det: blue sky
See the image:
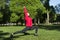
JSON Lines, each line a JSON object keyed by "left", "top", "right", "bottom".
{"left": 49, "top": 0, "right": 60, "bottom": 6}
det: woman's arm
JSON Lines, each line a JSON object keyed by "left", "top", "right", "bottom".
{"left": 24, "top": 6, "right": 29, "bottom": 17}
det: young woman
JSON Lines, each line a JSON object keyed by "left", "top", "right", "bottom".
{"left": 10, "top": 6, "right": 38, "bottom": 37}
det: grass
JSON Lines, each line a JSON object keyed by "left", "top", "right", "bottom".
{"left": 0, "top": 25, "right": 60, "bottom": 40}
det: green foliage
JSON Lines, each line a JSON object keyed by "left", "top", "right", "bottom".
{"left": 49, "top": 6, "right": 57, "bottom": 22}
{"left": 10, "top": 13, "right": 19, "bottom": 22}
{"left": 9, "top": 0, "right": 46, "bottom": 18}
{"left": 0, "top": 12, "right": 3, "bottom": 21}
{"left": 0, "top": 0, "right": 49, "bottom": 23}
{"left": 0, "top": 0, "right": 5, "bottom": 9}
{"left": 0, "top": 12, "right": 3, "bottom": 18}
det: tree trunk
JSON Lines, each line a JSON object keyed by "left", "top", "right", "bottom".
{"left": 34, "top": 18, "right": 36, "bottom": 25}
{"left": 37, "top": 18, "right": 40, "bottom": 25}
{"left": 46, "top": 11, "right": 49, "bottom": 25}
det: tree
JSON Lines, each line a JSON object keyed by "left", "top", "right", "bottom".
{"left": 0, "top": 12, "right": 3, "bottom": 23}
{"left": 49, "top": 6, "right": 57, "bottom": 22}
{"left": 41, "top": 0, "right": 50, "bottom": 24}
{"left": 0, "top": 0, "right": 5, "bottom": 23}
{"left": 36, "top": 8, "right": 43, "bottom": 24}
{"left": 9, "top": 0, "right": 46, "bottom": 24}
{"left": 0, "top": 0, "right": 5, "bottom": 9}
{"left": 41, "top": 0, "right": 57, "bottom": 25}
{"left": 10, "top": 13, "right": 19, "bottom": 22}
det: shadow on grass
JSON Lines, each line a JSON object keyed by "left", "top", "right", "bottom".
{"left": 0, "top": 32, "right": 34, "bottom": 40}
{"left": 0, "top": 31, "right": 3, "bottom": 33}
{"left": 3, "top": 34, "right": 34, "bottom": 40}
{"left": 39, "top": 24, "right": 60, "bottom": 31}
{"left": 2, "top": 35, "right": 21, "bottom": 40}
{"left": 0, "top": 31, "right": 21, "bottom": 40}
{"left": 0, "top": 32, "right": 10, "bottom": 36}
{"left": 0, "top": 31, "right": 10, "bottom": 40}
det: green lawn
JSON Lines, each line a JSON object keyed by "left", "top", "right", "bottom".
{"left": 0, "top": 25, "right": 60, "bottom": 40}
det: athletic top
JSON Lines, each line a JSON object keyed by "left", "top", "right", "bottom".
{"left": 24, "top": 6, "right": 32, "bottom": 27}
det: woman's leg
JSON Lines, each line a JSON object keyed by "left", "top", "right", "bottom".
{"left": 31, "top": 26, "right": 38, "bottom": 36}
{"left": 13, "top": 27, "right": 30, "bottom": 34}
